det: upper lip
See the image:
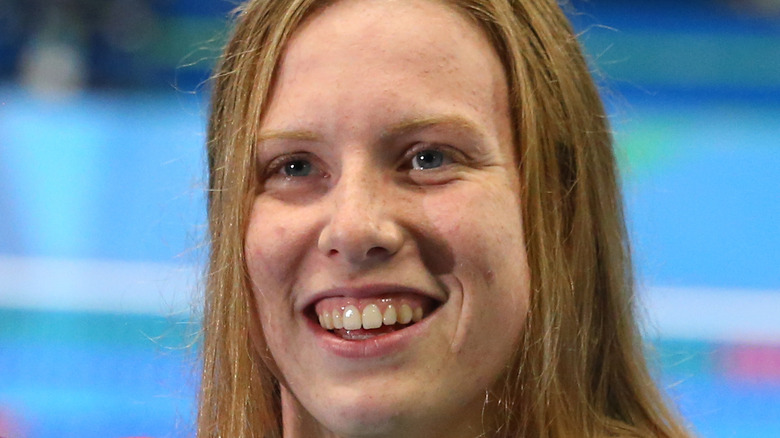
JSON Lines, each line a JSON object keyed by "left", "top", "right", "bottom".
{"left": 297, "top": 283, "right": 445, "bottom": 313}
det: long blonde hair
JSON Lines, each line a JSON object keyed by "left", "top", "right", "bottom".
{"left": 199, "top": 0, "right": 691, "bottom": 436}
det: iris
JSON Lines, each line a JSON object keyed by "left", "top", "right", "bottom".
{"left": 283, "top": 159, "right": 312, "bottom": 177}
{"left": 412, "top": 149, "right": 445, "bottom": 170}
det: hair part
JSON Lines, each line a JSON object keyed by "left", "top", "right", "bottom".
{"left": 200, "top": 0, "right": 691, "bottom": 436}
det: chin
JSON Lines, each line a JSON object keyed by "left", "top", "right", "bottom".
{"left": 287, "top": 378, "right": 486, "bottom": 438}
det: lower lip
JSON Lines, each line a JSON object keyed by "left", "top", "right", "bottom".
{"left": 306, "top": 311, "right": 435, "bottom": 359}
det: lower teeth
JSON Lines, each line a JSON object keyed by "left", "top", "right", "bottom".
{"left": 341, "top": 331, "right": 377, "bottom": 340}
{"left": 333, "top": 323, "right": 408, "bottom": 340}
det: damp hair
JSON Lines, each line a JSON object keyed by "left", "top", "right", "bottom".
{"left": 199, "top": 0, "right": 692, "bottom": 436}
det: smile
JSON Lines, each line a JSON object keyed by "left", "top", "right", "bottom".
{"left": 316, "top": 301, "right": 424, "bottom": 337}
{"left": 306, "top": 286, "right": 442, "bottom": 345}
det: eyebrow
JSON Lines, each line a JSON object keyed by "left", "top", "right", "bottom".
{"left": 380, "top": 115, "right": 484, "bottom": 141}
{"left": 257, "top": 129, "right": 321, "bottom": 142}
{"left": 256, "top": 114, "right": 485, "bottom": 143}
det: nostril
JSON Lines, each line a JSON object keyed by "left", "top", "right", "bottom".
{"left": 318, "top": 215, "right": 404, "bottom": 263}
{"left": 366, "top": 246, "right": 389, "bottom": 258}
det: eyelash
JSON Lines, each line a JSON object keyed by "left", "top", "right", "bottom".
{"left": 261, "top": 143, "right": 464, "bottom": 182}
{"left": 402, "top": 143, "right": 459, "bottom": 171}
{"left": 264, "top": 152, "right": 312, "bottom": 176}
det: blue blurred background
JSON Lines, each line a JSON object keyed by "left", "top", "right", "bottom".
{"left": 0, "top": 0, "right": 778, "bottom": 437}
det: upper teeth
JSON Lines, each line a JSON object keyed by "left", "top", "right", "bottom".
{"left": 318, "top": 303, "right": 423, "bottom": 331}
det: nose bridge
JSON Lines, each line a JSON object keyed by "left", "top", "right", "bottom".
{"left": 318, "top": 150, "right": 402, "bottom": 263}
{"left": 336, "top": 157, "right": 383, "bottom": 220}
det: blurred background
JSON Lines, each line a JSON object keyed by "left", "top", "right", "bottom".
{"left": 0, "top": 0, "right": 778, "bottom": 436}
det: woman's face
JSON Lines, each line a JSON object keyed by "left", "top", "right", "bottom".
{"left": 244, "top": 0, "right": 531, "bottom": 436}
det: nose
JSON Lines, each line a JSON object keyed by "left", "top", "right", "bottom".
{"left": 317, "top": 169, "right": 404, "bottom": 267}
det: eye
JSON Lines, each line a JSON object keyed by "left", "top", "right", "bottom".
{"left": 281, "top": 158, "right": 313, "bottom": 177}
{"left": 402, "top": 144, "right": 467, "bottom": 185}
{"left": 264, "top": 154, "right": 318, "bottom": 179}
{"left": 411, "top": 148, "right": 450, "bottom": 170}
{"left": 262, "top": 153, "right": 326, "bottom": 184}
{"left": 260, "top": 153, "right": 328, "bottom": 197}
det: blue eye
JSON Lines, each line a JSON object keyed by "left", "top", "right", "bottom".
{"left": 282, "top": 159, "right": 312, "bottom": 177}
{"left": 412, "top": 149, "right": 446, "bottom": 170}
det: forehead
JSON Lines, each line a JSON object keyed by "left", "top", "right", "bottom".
{"left": 261, "top": 0, "right": 510, "bottom": 141}
{"left": 287, "top": 0, "right": 481, "bottom": 64}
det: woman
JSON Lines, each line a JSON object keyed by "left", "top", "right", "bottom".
{"left": 199, "top": 0, "right": 691, "bottom": 437}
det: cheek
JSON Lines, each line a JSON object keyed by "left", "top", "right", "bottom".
{"left": 245, "top": 212, "right": 312, "bottom": 364}
{"left": 424, "top": 182, "right": 527, "bottom": 279}
{"left": 423, "top": 182, "right": 530, "bottom": 344}
{"left": 244, "top": 202, "right": 319, "bottom": 349}
{"left": 245, "top": 223, "right": 289, "bottom": 283}
{"left": 244, "top": 201, "right": 312, "bottom": 289}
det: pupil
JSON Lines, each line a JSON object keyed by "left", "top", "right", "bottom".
{"left": 415, "top": 150, "right": 443, "bottom": 169}
{"left": 284, "top": 160, "right": 311, "bottom": 177}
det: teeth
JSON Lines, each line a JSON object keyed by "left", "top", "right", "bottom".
{"left": 322, "top": 311, "right": 334, "bottom": 330}
{"left": 361, "top": 304, "right": 383, "bottom": 329}
{"left": 383, "top": 305, "right": 397, "bottom": 325}
{"left": 332, "top": 309, "right": 343, "bottom": 329}
{"left": 317, "top": 303, "right": 425, "bottom": 331}
{"left": 413, "top": 306, "right": 423, "bottom": 322}
{"left": 342, "top": 305, "right": 362, "bottom": 330}
{"left": 398, "top": 304, "right": 413, "bottom": 324}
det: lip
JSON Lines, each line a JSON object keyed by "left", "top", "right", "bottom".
{"left": 299, "top": 283, "right": 444, "bottom": 359}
